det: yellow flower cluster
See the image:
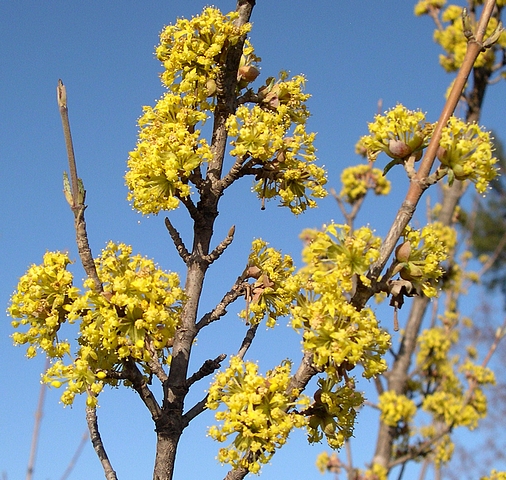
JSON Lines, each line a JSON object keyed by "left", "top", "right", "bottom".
{"left": 206, "top": 357, "right": 308, "bottom": 474}
{"left": 339, "top": 164, "right": 391, "bottom": 205}
{"left": 416, "top": 327, "right": 453, "bottom": 371}
{"left": 74, "top": 242, "right": 183, "bottom": 365}
{"left": 156, "top": 8, "right": 251, "bottom": 99}
{"left": 127, "top": 7, "right": 249, "bottom": 215}
{"left": 395, "top": 222, "right": 455, "bottom": 297}
{"left": 306, "top": 377, "right": 364, "bottom": 449}
{"left": 422, "top": 388, "right": 488, "bottom": 430}
{"left": 359, "top": 104, "right": 433, "bottom": 164}
{"left": 378, "top": 390, "right": 417, "bottom": 427}
{"left": 315, "top": 451, "right": 341, "bottom": 474}
{"left": 126, "top": 93, "right": 212, "bottom": 214}
{"left": 433, "top": 434, "right": 454, "bottom": 466}
{"left": 363, "top": 463, "right": 388, "bottom": 480}
{"left": 9, "top": 242, "right": 184, "bottom": 406}
{"left": 43, "top": 358, "right": 104, "bottom": 407}
{"left": 459, "top": 360, "right": 496, "bottom": 385}
{"left": 240, "top": 239, "right": 301, "bottom": 327}
{"left": 414, "top": 0, "right": 446, "bottom": 16}
{"left": 9, "top": 251, "right": 78, "bottom": 358}
{"left": 433, "top": 6, "right": 506, "bottom": 72}
{"left": 482, "top": 471, "right": 506, "bottom": 480}
{"left": 438, "top": 116, "right": 498, "bottom": 194}
{"left": 226, "top": 74, "right": 327, "bottom": 214}
{"left": 293, "top": 224, "right": 390, "bottom": 379}
{"left": 417, "top": 326, "right": 495, "bottom": 431}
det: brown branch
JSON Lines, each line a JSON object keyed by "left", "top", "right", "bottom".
{"left": 237, "top": 323, "right": 259, "bottom": 360}
{"left": 203, "top": 225, "right": 236, "bottom": 265}
{"left": 354, "top": 1, "right": 498, "bottom": 310}
{"left": 186, "top": 354, "right": 227, "bottom": 389}
{"left": 196, "top": 277, "right": 247, "bottom": 330}
{"left": 57, "top": 79, "right": 102, "bottom": 294}
{"left": 85, "top": 407, "right": 118, "bottom": 480}
{"left": 123, "top": 358, "right": 163, "bottom": 420}
{"left": 164, "top": 217, "right": 190, "bottom": 263}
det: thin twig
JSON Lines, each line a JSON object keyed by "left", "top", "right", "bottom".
{"left": 203, "top": 225, "right": 235, "bottom": 265}
{"left": 59, "top": 430, "right": 88, "bottom": 480}
{"left": 186, "top": 354, "right": 227, "bottom": 388}
{"left": 164, "top": 217, "right": 190, "bottom": 263}
{"left": 86, "top": 407, "right": 118, "bottom": 480}
{"left": 26, "top": 358, "right": 49, "bottom": 480}
{"left": 57, "top": 79, "right": 102, "bottom": 293}
{"left": 196, "top": 277, "right": 247, "bottom": 330}
{"left": 237, "top": 323, "right": 259, "bottom": 360}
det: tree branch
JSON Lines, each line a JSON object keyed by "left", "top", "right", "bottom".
{"left": 203, "top": 225, "right": 235, "bottom": 265}
{"left": 165, "top": 217, "right": 190, "bottom": 264}
{"left": 85, "top": 407, "right": 118, "bottom": 480}
{"left": 186, "top": 354, "right": 227, "bottom": 389}
{"left": 123, "top": 358, "right": 163, "bottom": 421}
{"left": 57, "top": 79, "right": 103, "bottom": 294}
{"left": 196, "top": 276, "right": 247, "bottom": 330}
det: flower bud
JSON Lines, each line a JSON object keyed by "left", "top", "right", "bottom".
{"left": 238, "top": 65, "right": 260, "bottom": 83}
{"left": 387, "top": 139, "right": 412, "bottom": 159}
{"left": 206, "top": 78, "right": 217, "bottom": 97}
{"left": 395, "top": 241, "right": 411, "bottom": 263}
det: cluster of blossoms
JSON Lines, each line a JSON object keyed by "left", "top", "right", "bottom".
{"left": 9, "top": 242, "right": 184, "bottom": 406}
{"left": 378, "top": 390, "right": 417, "bottom": 427}
{"left": 393, "top": 222, "right": 456, "bottom": 297}
{"left": 482, "top": 471, "right": 506, "bottom": 480}
{"left": 126, "top": 8, "right": 251, "bottom": 215}
{"left": 126, "top": 7, "right": 326, "bottom": 216}
{"left": 414, "top": 0, "right": 446, "bottom": 15}
{"left": 437, "top": 116, "right": 498, "bottom": 194}
{"left": 240, "top": 239, "right": 301, "bottom": 327}
{"left": 359, "top": 105, "right": 498, "bottom": 193}
{"left": 358, "top": 104, "right": 433, "bottom": 165}
{"left": 125, "top": 94, "right": 213, "bottom": 214}
{"left": 338, "top": 164, "right": 391, "bottom": 205}
{"left": 416, "top": 326, "right": 495, "bottom": 443}
{"left": 293, "top": 224, "right": 390, "bottom": 379}
{"left": 156, "top": 7, "right": 252, "bottom": 102}
{"left": 306, "top": 377, "right": 364, "bottom": 449}
{"left": 226, "top": 74, "right": 327, "bottom": 214}
{"left": 9, "top": 251, "right": 78, "bottom": 359}
{"left": 206, "top": 357, "right": 308, "bottom": 474}
{"left": 415, "top": 2, "right": 506, "bottom": 72}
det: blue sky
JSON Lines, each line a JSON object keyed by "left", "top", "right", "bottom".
{"left": 1, "top": 1, "right": 505, "bottom": 479}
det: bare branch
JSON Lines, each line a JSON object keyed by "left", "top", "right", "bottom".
{"left": 122, "top": 358, "right": 163, "bottom": 420}
{"left": 196, "top": 277, "right": 247, "bottom": 330}
{"left": 85, "top": 407, "right": 118, "bottom": 480}
{"left": 237, "top": 323, "right": 259, "bottom": 360}
{"left": 203, "top": 225, "right": 236, "bottom": 265}
{"left": 164, "top": 217, "right": 190, "bottom": 264}
{"left": 186, "top": 354, "right": 227, "bottom": 389}
{"left": 57, "top": 79, "right": 102, "bottom": 293}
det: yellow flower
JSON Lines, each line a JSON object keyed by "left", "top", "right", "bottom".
{"left": 438, "top": 117, "right": 498, "bottom": 194}
{"left": 8, "top": 251, "right": 77, "bottom": 358}
{"left": 414, "top": 0, "right": 446, "bottom": 16}
{"left": 378, "top": 390, "right": 417, "bottom": 427}
{"left": 360, "top": 104, "right": 433, "bottom": 165}
{"left": 339, "top": 164, "right": 391, "bottom": 204}
{"left": 207, "top": 358, "right": 308, "bottom": 473}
